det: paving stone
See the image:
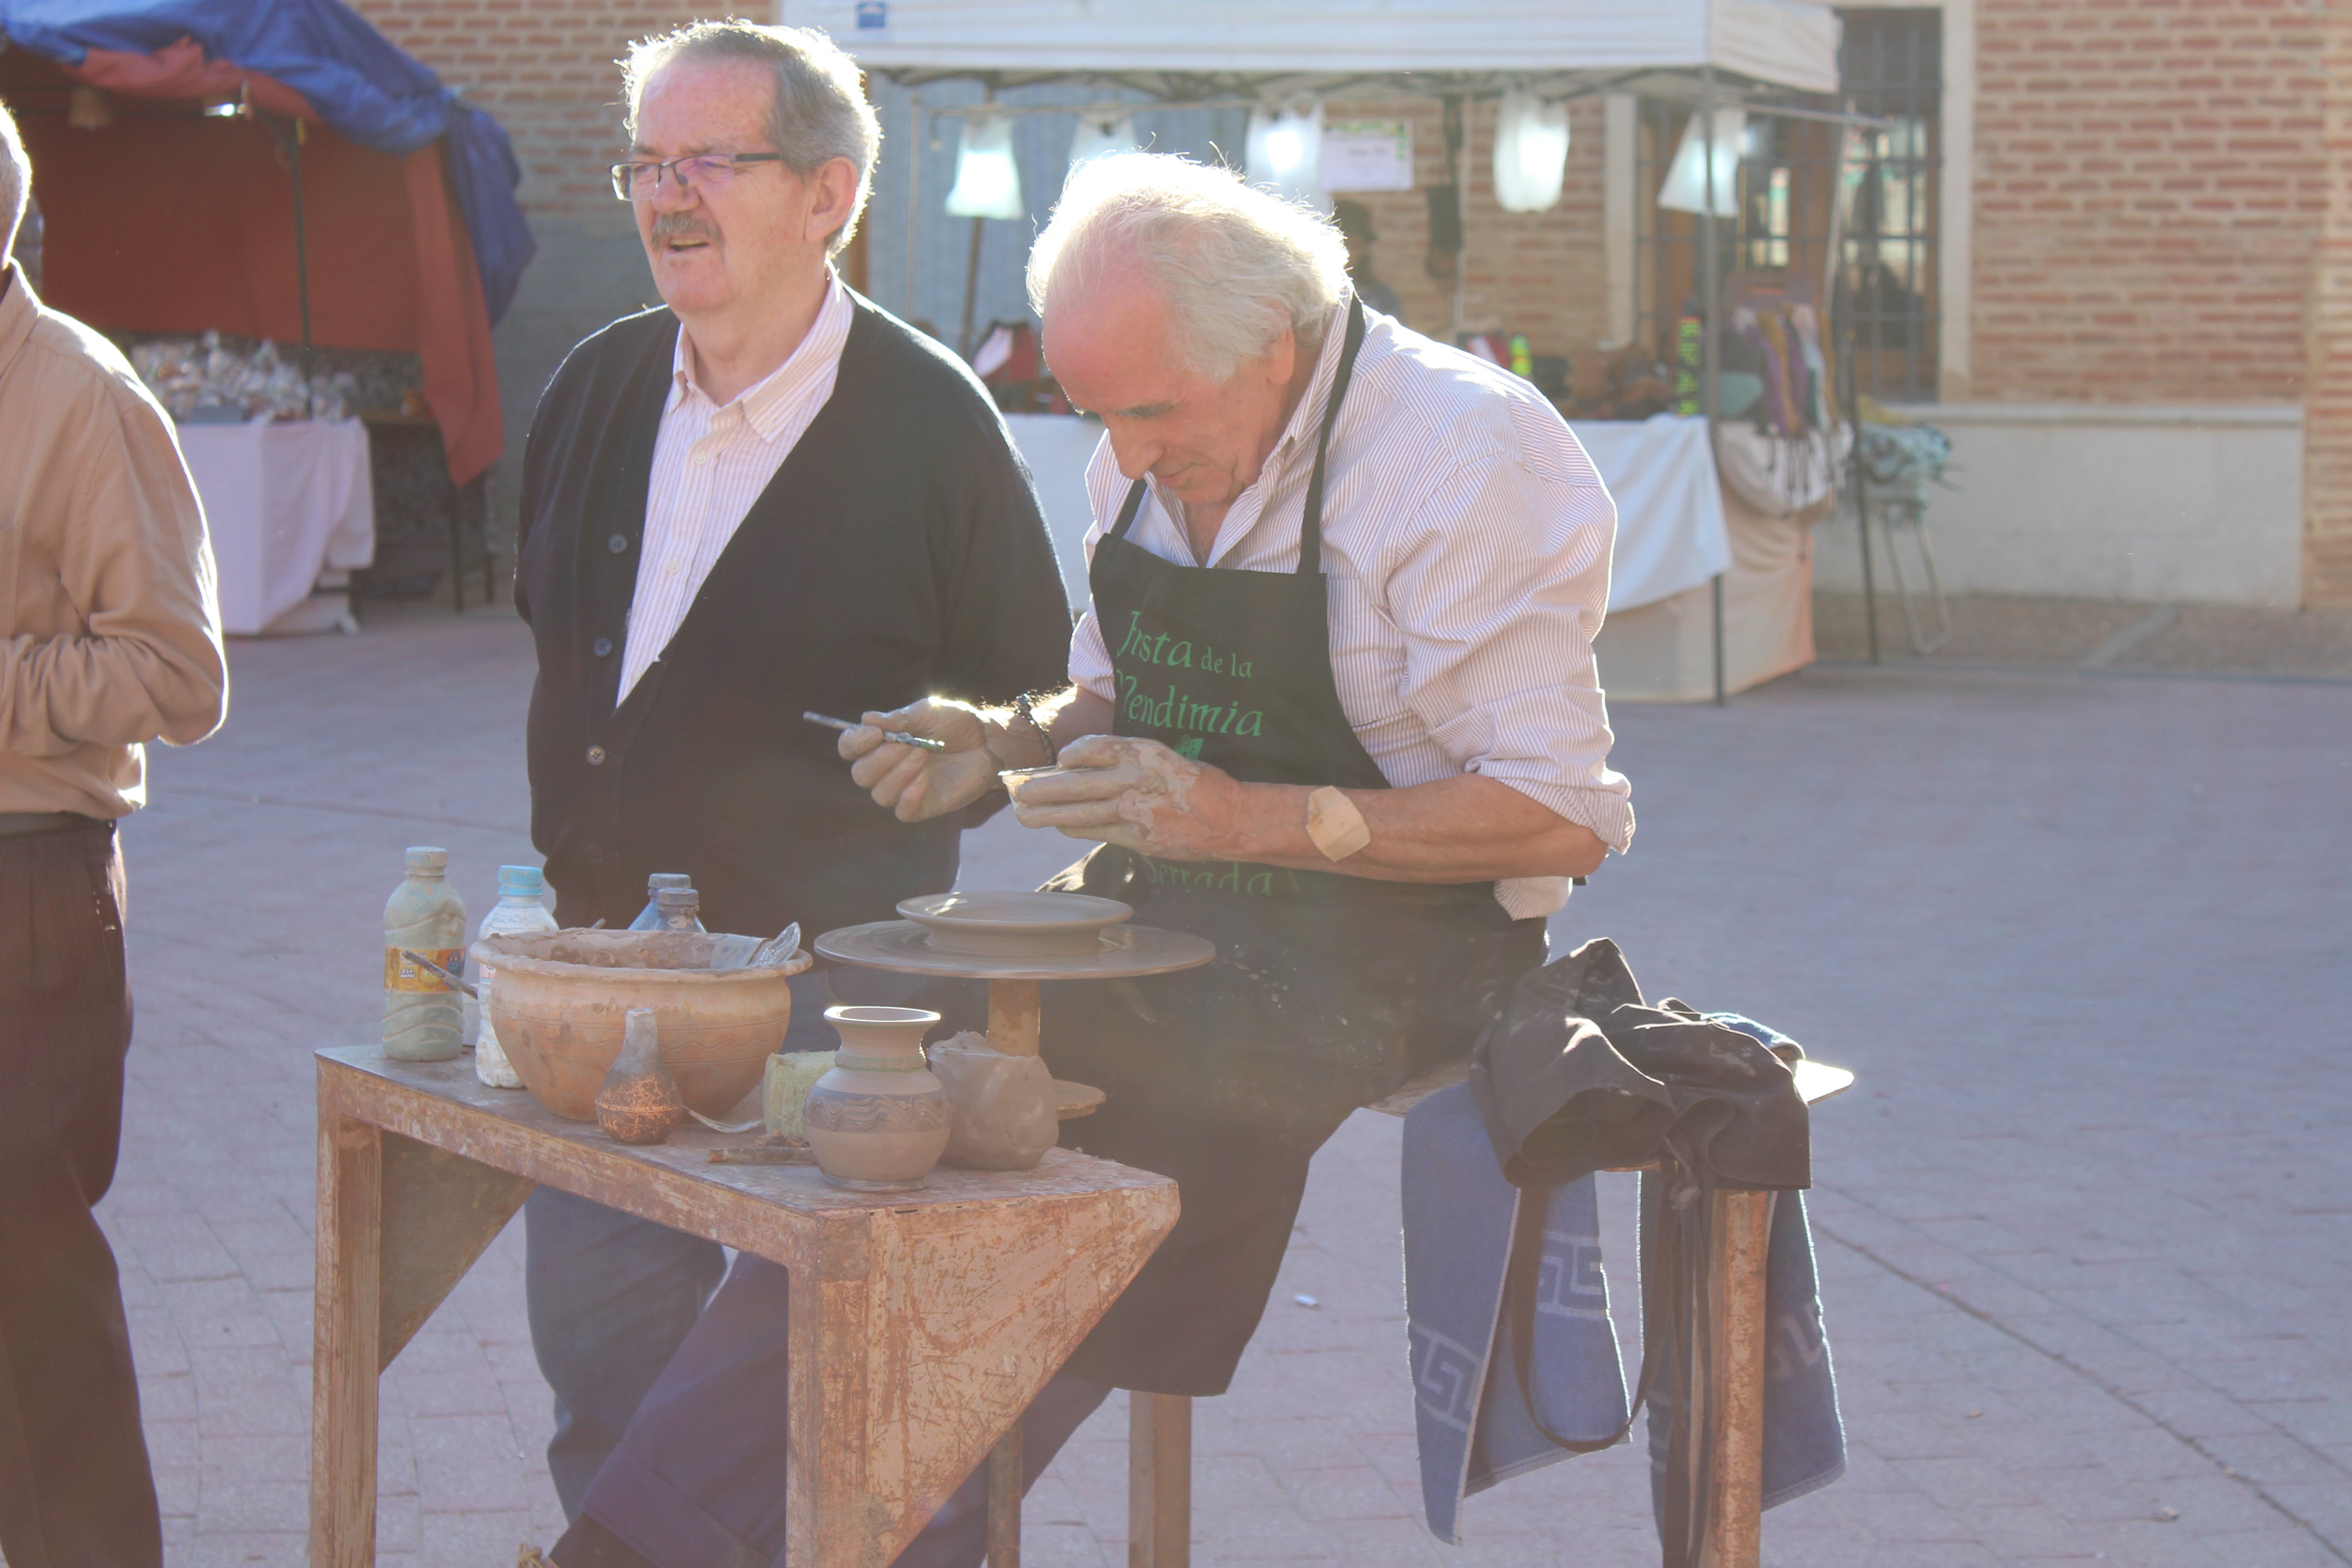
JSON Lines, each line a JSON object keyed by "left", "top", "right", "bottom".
{"left": 22, "top": 611, "right": 2340, "bottom": 1568}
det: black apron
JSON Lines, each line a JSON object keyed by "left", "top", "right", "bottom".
{"left": 1040, "top": 296, "right": 1548, "bottom": 1395}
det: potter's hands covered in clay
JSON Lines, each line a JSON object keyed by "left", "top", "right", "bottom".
{"left": 1007, "top": 735, "right": 1238, "bottom": 859}
{"left": 841, "top": 699, "right": 1000, "bottom": 823}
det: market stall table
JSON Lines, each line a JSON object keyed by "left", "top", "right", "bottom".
{"left": 308, "top": 1046, "right": 1178, "bottom": 1568}
{"left": 179, "top": 418, "right": 373, "bottom": 635}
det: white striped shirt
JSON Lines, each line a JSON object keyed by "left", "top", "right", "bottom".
{"left": 618, "top": 275, "right": 855, "bottom": 701}
{"left": 1068, "top": 300, "right": 1633, "bottom": 919}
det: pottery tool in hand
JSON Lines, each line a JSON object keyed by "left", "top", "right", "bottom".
{"left": 398, "top": 949, "right": 477, "bottom": 999}
{"left": 803, "top": 711, "right": 948, "bottom": 752}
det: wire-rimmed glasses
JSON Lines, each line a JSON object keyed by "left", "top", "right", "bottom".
{"left": 610, "top": 152, "right": 785, "bottom": 201}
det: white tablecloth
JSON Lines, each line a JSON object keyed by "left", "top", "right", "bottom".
{"left": 1566, "top": 414, "right": 1732, "bottom": 612}
{"left": 1005, "top": 411, "right": 1730, "bottom": 614}
{"left": 178, "top": 420, "right": 375, "bottom": 635}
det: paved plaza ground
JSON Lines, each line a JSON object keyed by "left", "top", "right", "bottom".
{"left": 36, "top": 604, "right": 2352, "bottom": 1567}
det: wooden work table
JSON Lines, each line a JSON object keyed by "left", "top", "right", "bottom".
{"left": 309, "top": 1045, "right": 1178, "bottom": 1568}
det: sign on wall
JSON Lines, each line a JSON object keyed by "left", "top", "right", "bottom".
{"left": 1320, "top": 120, "right": 1414, "bottom": 192}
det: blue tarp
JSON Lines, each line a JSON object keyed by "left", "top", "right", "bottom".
{"left": 0, "top": 0, "right": 534, "bottom": 323}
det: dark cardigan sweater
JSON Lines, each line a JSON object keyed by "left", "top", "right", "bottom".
{"left": 514, "top": 295, "right": 1071, "bottom": 938}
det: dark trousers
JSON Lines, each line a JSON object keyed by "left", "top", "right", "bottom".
{"left": 0, "top": 820, "right": 160, "bottom": 1568}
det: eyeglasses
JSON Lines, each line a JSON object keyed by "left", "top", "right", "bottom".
{"left": 610, "top": 152, "right": 785, "bottom": 201}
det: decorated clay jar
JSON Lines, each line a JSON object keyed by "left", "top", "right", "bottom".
{"left": 804, "top": 1006, "right": 951, "bottom": 1192}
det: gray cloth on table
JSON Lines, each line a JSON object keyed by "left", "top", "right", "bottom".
{"left": 1401, "top": 1076, "right": 1845, "bottom": 1545}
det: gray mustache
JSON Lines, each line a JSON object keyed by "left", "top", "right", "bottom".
{"left": 651, "top": 215, "right": 719, "bottom": 245}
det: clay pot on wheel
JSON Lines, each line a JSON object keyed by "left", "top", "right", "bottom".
{"left": 804, "top": 1006, "right": 951, "bottom": 1192}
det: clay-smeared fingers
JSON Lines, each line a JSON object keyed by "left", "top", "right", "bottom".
{"left": 1013, "top": 795, "right": 1129, "bottom": 830}
{"left": 1005, "top": 760, "right": 1140, "bottom": 808}
{"left": 1052, "top": 733, "right": 1132, "bottom": 769}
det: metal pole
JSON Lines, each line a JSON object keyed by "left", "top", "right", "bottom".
{"left": 1700, "top": 69, "right": 1727, "bottom": 707}
{"left": 1453, "top": 98, "right": 1472, "bottom": 343}
{"left": 906, "top": 92, "right": 923, "bottom": 320}
{"left": 284, "top": 113, "right": 316, "bottom": 420}
{"left": 958, "top": 216, "right": 985, "bottom": 359}
{"left": 1846, "top": 318, "right": 1880, "bottom": 664}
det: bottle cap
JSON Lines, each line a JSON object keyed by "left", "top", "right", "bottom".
{"left": 405, "top": 847, "right": 448, "bottom": 876}
{"left": 498, "top": 864, "right": 545, "bottom": 897}
{"left": 647, "top": 872, "right": 691, "bottom": 893}
{"left": 655, "top": 887, "right": 699, "bottom": 911}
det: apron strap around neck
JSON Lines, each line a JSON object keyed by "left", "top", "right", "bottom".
{"left": 1296, "top": 291, "right": 1367, "bottom": 577}
{"left": 1103, "top": 292, "right": 1369, "bottom": 571}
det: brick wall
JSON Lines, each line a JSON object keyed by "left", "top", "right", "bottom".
{"left": 2302, "top": 1, "right": 2352, "bottom": 604}
{"left": 1971, "top": 0, "right": 2326, "bottom": 404}
{"left": 1336, "top": 97, "right": 1610, "bottom": 365}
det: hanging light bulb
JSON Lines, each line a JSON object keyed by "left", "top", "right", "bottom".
{"left": 1245, "top": 102, "right": 1327, "bottom": 209}
{"left": 1492, "top": 88, "right": 1569, "bottom": 214}
{"left": 946, "top": 113, "right": 1025, "bottom": 220}
{"left": 1657, "top": 107, "right": 1745, "bottom": 218}
{"left": 1067, "top": 114, "right": 1140, "bottom": 180}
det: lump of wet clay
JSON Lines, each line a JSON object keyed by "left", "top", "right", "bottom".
{"left": 596, "top": 1008, "right": 686, "bottom": 1146}
{"left": 931, "top": 1032, "right": 1058, "bottom": 1171}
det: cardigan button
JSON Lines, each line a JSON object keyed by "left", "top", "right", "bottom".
{"left": 584, "top": 843, "right": 604, "bottom": 864}
{"left": 608, "top": 533, "right": 629, "bottom": 554}
{"left": 586, "top": 745, "right": 608, "bottom": 766}
{"left": 593, "top": 637, "right": 613, "bottom": 657}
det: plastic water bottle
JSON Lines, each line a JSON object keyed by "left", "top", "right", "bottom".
{"left": 654, "top": 886, "right": 706, "bottom": 932}
{"left": 628, "top": 872, "right": 692, "bottom": 931}
{"left": 383, "top": 847, "right": 466, "bottom": 1061}
{"left": 473, "top": 864, "right": 558, "bottom": 1088}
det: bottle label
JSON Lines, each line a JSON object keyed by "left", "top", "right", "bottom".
{"left": 386, "top": 946, "right": 462, "bottom": 992}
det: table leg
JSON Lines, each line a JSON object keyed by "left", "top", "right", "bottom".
{"left": 1698, "top": 1190, "right": 1773, "bottom": 1568}
{"left": 989, "top": 978, "right": 1042, "bottom": 1058}
{"left": 310, "top": 1107, "right": 384, "bottom": 1568}
{"left": 1127, "top": 1391, "right": 1190, "bottom": 1568}
{"left": 986, "top": 1424, "right": 1022, "bottom": 1566}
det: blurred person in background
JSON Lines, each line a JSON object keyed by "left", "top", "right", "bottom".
{"left": 1333, "top": 196, "right": 1402, "bottom": 317}
{"left": 0, "top": 98, "right": 228, "bottom": 1568}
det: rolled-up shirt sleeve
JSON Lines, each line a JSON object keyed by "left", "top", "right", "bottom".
{"left": 1379, "top": 445, "right": 1634, "bottom": 856}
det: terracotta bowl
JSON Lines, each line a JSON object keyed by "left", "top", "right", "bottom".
{"left": 478, "top": 929, "right": 813, "bottom": 1122}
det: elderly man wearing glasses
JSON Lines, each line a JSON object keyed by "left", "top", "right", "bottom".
{"left": 512, "top": 17, "right": 1069, "bottom": 1524}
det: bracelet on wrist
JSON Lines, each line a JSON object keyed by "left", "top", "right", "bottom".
{"left": 1010, "top": 693, "right": 1055, "bottom": 767}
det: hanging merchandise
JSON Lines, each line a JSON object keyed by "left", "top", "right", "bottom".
{"left": 1245, "top": 102, "right": 1328, "bottom": 209}
{"left": 1067, "top": 114, "right": 1140, "bottom": 180}
{"left": 1657, "top": 108, "right": 1746, "bottom": 218}
{"left": 946, "top": 113, "right": 1026, "bottom": 220}
{"left": 1492, "top": 88, "right": 1569, "bottom": 213}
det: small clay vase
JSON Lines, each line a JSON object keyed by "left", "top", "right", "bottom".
{"left": 595, "top": 1008, "right": 686, "bottom": 1146}
{"left": 804, "top": 1006, "right": 951, "bottom": 1191}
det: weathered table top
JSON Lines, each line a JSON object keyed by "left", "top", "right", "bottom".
{"left": 319, "top": 1044, "right": 1166, "bottom": 1219}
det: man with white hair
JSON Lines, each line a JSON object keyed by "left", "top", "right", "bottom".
{"left": 512, "top": 17, "right": 1068, "bottom": 1527}
{"left": 0, "top": 98, "right": 226, "bottom": 1568}
{"left": 536, "top": 151, "right": 1630, "bottom": 1568}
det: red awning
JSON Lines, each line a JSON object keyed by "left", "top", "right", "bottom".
{"left": 5, "top": 44, "right": 500, "bottom": 484}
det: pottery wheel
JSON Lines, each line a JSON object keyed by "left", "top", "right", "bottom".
{"left": 814, "top": 919, "right": 1215, "bottom": 982}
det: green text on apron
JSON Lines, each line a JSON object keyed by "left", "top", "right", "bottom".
{"left": 1042, "top": 296, "right": 1548, "bottom": 1395}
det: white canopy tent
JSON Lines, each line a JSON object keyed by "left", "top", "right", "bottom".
{"left": 792, "top": 0, "right": 1850, "bottom": 701}
{"left": 781, "top": 0, "right": 1839, "bottom": 97}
